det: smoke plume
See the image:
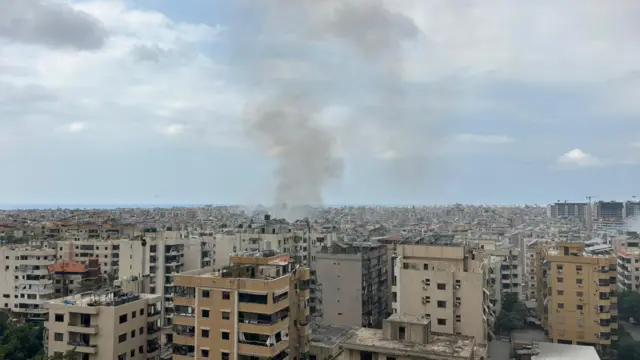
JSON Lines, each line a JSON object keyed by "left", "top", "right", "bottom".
{"left": 243, "top": 0, "right": 435, "bottom": 216}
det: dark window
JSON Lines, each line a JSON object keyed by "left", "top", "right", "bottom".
{"left": 55, "top": 314, "right": 64, "bottom": 322}
{"left": 201, "top": 349, "right": 210, "bottom": 357}
{"left": 222, "top": 353, "right": 230, "bottom": 360}
{"left": 202, "top": 329, "right": 210, "bottom": 338}
{"left": 221, "top": 331, "right": 230, "bottom": 340}
{"left": 132, "top": 311, "right": 136, "bottom": 319}
{"left": 119, "top": 314, "right": 127, "bottom": 324}
{"left": 140, "top": 308, "right": 145, "bottom": 316}
{"left": 130, "top": 330, "right": 135, "bottom": 338}
{"left": 222, "top": 291, "right": 230, "bottom": 300}
{"left": 437, "top": 283, "right": 446, "bottom": 290}
{"left": 202, "top": 309, "right": 210, "bottom": 318}
{"left": 222, "top": 311, "right": 230, "bottom": 320}
{"left": 202, "top": 290, "right": 210, "bottom": 298}
{"left": 130, "top": 349, "right": 135, "bottom": 357}
{"left": 54, "top": 333, "right": 64, "bottom": 342}
{"left": 139, "top": 345, "right": 144, "bottom": 354}
{"left": 437, "top": 301, "right": 447, "bottom": 308}
{"left": 437, "top": 318, "right": 447, "bottom": 326}
{"left": 118, "top": 333, "right": 127, "bottom": 343}
{"left": 398, "top": 326, "right": 405, "bottom": 341}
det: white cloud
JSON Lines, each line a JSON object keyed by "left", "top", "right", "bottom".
{"left": 0, "top": 0, "right": 240, "bottom": 149}
{"left": 454, "top": 133, "right": 515, "bottom": 144}
{"left": 556, "top": 148, "right": 603, "bottom": 167}
{"left": 65, "top": 121, "right": 86, "bottom": 133}
{"left": 161, "top": 124, "right": 186, "bottom": 136}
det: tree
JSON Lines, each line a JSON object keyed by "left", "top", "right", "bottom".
{"left": 495, "top": 293, "right": 528, "bottom": 335}
{"left": 0, "top": 312, "right": 46, "bottom": 360}
{"left": 617, "top": 338, "right": 640, "bottom": 360}
{"left": 619, "top": 291, "right": 640, "bottom": 320}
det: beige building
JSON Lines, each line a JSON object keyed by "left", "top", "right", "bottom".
{"left": 171, "top": 249, "right": 311, "bottom": 360}
{"left": 314, "top": 242, "right": 388, "bottom": 328}
{"left": 536, "top": 242, "right": 618, "bottom": 351}
{"left": 340, "top": 314, "right": 487, "bottom": 360}
{"left": 393, "top": 238, "right": 488, "bottom": 343}
{"left": 0, "top": 242, "right": 57, "bottom": 320}
{"left": 44, "top": 290, "right": 162, "bottom": 360}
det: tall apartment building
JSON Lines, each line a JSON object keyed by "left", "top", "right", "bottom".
{"left": 314, "top": 241, "right": 388, "bottom": 328}
{"left": 0, "top": 242, "right": 57, "bottom": 320}
{"left": 547, "top": 202, "right": 589, "bottom": 220}
{"left": 339, "top": 314, "right": 487, "bottom": 360}
{"left": 617, "top": 246, "right": 640, "bottom": 292}
{"left": 536, "top": 242, "right": 618, "bottom": 351}
{"left": 392, "top": 236, "right": 488, "bottom": 343}
{"left": 595, "top": 201, "right": 624, "bottom": 222}
{"left": 626, "top": 201, "right": 640, "bottom": 218}
{"left": 486, "top": 247, "right": 523, "bottom": 301}
{"left": 171, "top": 250, "right": 311, "bottom": 360}
{"left": 43, "top": 290, "right": 162, "bottom": 360}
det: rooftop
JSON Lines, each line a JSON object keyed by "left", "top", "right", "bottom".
{"left": 310, "top": 323, "right": 356, "bottom": 347}
{"left": 46, "top": 289, "right": 159, "bottom": 307}
{"left": 528, "top": 342, "right": 600, "bottom": 360}
{"left": 342, "top": 328, "right": 475, "bottom": 359}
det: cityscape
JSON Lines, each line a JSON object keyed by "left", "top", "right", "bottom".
{"left": 3, "top": 1, "right": 640, "bottom": 360}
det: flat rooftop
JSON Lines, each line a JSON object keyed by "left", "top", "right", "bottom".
{"left": 47, "top": 290, "right": 160, "bottom": 307}
{"left": 529, "top": 342, "right": 600, "bottom": 360}
{"left": 310, "top": 323, "right": 355, "bottom": 347}
{"left": 342, "top": 328, "right": 475, "bottom": 359}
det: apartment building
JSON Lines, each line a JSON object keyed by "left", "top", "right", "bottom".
{"left": 56, "top": 240, "right": 122, "bottom": 277}
{"left": 547, "top": 202, "right": 589, "bottom": 220}
{"left": 43, "top": 289, "right": 162, "bottom": 360}
{"left": 44, "top": 220, "right": 136, "bottom": 240}
{"left": 0, "top": 242, "right": 57, "bottom": 320}
{"left": 171, "top": 249, "right": 311, "bottom": 360}
{"left": 536, "top": 242, "right": 618, "bottom": 351}
{"left": 50, "top": 258, "right": 102, "bottom": 297}
{"left": 626, "top": 201, "right": 640, "bottom": 218}
{"left": 314, "top": 241, "right": 388, "bottom": 328}
{"left": 392, "top": 235, "right": 488, "bottom": 343}
{"left": 594, "top": 201, "right": 624, "bottom": 222}
{"left": 617, "top": 246, "right": 640, "bottom": 292}
{"left": 339, "top": 314, "right": 487, "bottom": 360}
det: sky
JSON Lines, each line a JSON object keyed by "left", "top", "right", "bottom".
{"left": 1, "top": 0, "right": 640, "bottom": 206}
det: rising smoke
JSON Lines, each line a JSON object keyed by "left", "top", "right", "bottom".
{"left": 244, "top": 0, "right": 434, "bottom": 217}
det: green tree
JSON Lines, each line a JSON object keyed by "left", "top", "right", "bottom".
{"left": 495, "top": 293, "right": 528, "bottom": 335}
{"left": 619, "top": 291, "right": 640, "bottom": 320}
{"left": 617, "top": 338, "right": 640, "bottom": 360}
{"left": 0, "top": 312, "right": 46, "bottom": 360}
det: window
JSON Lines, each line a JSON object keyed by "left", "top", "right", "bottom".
{"left": 118, "top": 354, "right": 126, "bottom": 360}
{"left": 203, "top": 289, "right": 210, "bottom": 298}
{"left": 130, "top": 330, "right": 136, "bottom": 338}
{"left": 139, "top": 345, "right": 144, "bottom": 354}
{"left": 221, "top": 331, "right": 230, "bottom": 340}
{"left": 577, "top": 304, "right": 584, "bottom": 311}
{"left": 140, "top": 308, "right": 145, "bottom": 316}
{"left": 557, "top": 277, "right": 564, "bottom": 283}
{"left": 576, "top": 265, "right": 583, "bottom": 271}
{"left": 398, "top": 326, "right": 405, "bottom": 341}
{"left": 576, "top": 278, "right": 583, "bottom": 285}
{"left": 201, "top": 349, "right": 210, "bottom": 357}
{"left": 437, "top": 283, "right": 446, "bottom": 290}
{"left": 557, "top": 290, "right": 564, "bottom": 296}
{"left": 118, "top": 333, "right": 127, "bottom": 343}
{"left": 403, "top": 263, "right": 409, "bottom": 269}
{"left": 455, "top": 315, "right": 461, "bottom": 323}
{"left": 222, "top": 291, "right": 230, "bottom": 300}
{"left": 202, "top": 329, "right": 210, "bottom": 338}
{"left": 558, "top": 303, "right": 564, "bottom": 309}
{"left": 54, "top": 314, "right": 64, "bottom": 322}
{"left": 202, "top": 309, "right": 210, "bottom": 318}
{"left": 119, "top": 314, "right": 127, "bottom": 324}
{"left": 437, "top": 318, "right": 447, "bottom": 326}
{"left": 54, "top": 333, "right": 64, "bottom": 342}
{"left": 130, "top": 349, "right": 135, "bottom": 357}
{"left": 139, "top": 327, "right": 144, "bottom": 335}
{"left": 577, "top": 291, "right": 584, "bottom": 297}
{"left": 132, "top": 311, "right": 137, "bottom": 319}
{"left": 222, "top": 311, "right": 230, "bottom": 320}
{"left": 423, "top": 264, "right": 428, "bottom": 270}
{"left": 222, "top": 352, "right": 230, "bottom": 360}
{"left": 437, "top": 301, "right": 446, "bottom": 308}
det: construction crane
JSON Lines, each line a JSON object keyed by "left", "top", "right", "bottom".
{"left": 586, "top": 195, "right": 598, "bottom": 203}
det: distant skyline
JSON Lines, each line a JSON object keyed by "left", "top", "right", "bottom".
{"left": 2, "top": 1, "right": 640, "bottom": 206}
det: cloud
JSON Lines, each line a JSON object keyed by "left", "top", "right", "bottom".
{"left": 454, "top": 133, "right": 515, "bottom": 144}
{"left": 556, "top": 148, "right": 603, "bottom": 168}
{"left": 65, "top": 122, "right": 86, "bottom": 133}
{"left": 0, "top": 0, "right": 108, "bottom": 50}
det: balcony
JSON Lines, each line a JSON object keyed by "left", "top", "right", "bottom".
{"left": 67, "top": 342, "right": 98, "bottom": 354}
{"left": 238, "top": 310, "right": 289, "bottom": 335}
{"left": 238, "top": 339, "right": 289, "bottom": 358}
{"left": 68, "top": 324, "right": 98, "bottom": 335}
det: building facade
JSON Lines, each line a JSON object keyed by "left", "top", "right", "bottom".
{"left": 43, "top": 290, "right": 162, "bottom": 360}
{"left": 171, "top": 250, "right": 311, "bottom": 360}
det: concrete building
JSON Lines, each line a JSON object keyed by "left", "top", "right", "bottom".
{"left": 547, "top": 202, "right": 589, "bottom": 220}
{"left": 594, "top": 201, "right": 624, "bottom": 222}
{"left": 0, "top": 242, "right": 57, "bottom": 320}
{"left": 392, "top": 235, "right": 488, "bottom": 343}
{"left": 626, "top": 200, "right": 640, "bottom": 218}
{"left": 50, "top": 258, "right": 102, "bottom": 297}
{"left": 43, "top": 289, "right": 162, "bottom": 360}
{"left": 617, "top": 246, "right": 640, "bottom": 292}
{"left": 314, "top": 241, "right": 388, "bottom": 328}
{"left": 309, "top": 324, "right": 354, "bottom": 360}
{"left": 171, "top": 249, "right": 311, "bottom": 360}
{"left": 536, "top": 242, "right": 618, "bottom": 351}
{"left": 339, "top": 314, "right": 487, "bottom": 360}
{"left": 486, "top": 247, "right": 523, "bottom": 301}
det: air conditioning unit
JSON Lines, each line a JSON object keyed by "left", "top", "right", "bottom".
{"left": 423, "top": 286, "right": 429, "bottom": 290}
{"left": 578, "top": 284, "right": 583, "bottom": 288}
